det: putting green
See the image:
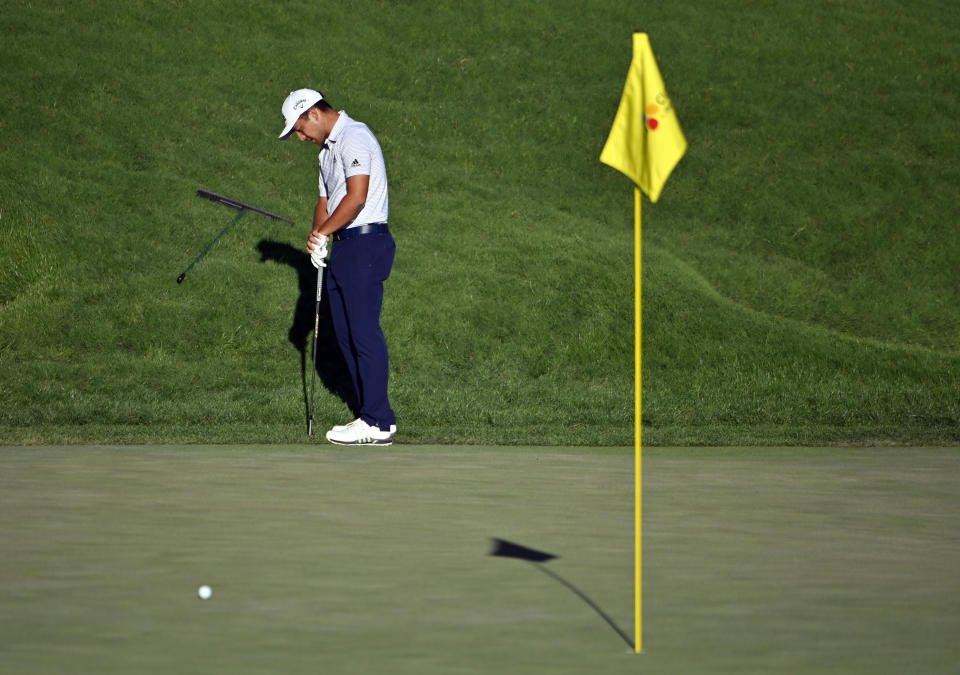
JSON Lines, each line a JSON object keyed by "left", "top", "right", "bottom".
{"left": 1, "top": 446, "right": 957, "bottom": 674}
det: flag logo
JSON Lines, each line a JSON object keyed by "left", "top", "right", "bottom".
{"left": 644, "top": 103, "right": 660, "bottom": 130}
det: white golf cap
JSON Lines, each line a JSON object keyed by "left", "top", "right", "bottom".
{"left": 278, "top": 88, "right": 324, "bottom": 140}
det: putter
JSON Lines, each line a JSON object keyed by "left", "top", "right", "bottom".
{"left": 177, "top": 189, "right": 294, "bottom": 284}
{"left": 308, "top": 263, "right": 324, "bottom": 436}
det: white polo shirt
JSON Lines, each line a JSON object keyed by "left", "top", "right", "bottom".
{"left": 318, "top": 111, "right": 389, "bottom": 228}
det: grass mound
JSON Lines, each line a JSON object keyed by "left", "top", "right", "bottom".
{"left": 1, "top": 1, "right": 957, "bottom": 445}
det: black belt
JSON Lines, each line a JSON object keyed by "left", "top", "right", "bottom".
{"left": 333, "top": 222, "right": 389, "bottom": 241}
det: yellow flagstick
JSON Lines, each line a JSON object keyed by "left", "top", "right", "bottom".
{"left": 599, "top": 31, "right": 687, "bottom": 657}
{"left": 634, "top": 185, "right": 643, "bottom": 654}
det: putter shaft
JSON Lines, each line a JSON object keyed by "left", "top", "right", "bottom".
{"left": 308, "top": 265, "right": 324, "bottom": 435}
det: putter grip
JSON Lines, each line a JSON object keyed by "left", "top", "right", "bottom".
{"left": 177, "top": 273, "right": 186, "bottom": 284}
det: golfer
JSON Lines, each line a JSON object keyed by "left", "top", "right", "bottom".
{"left": 279, "top": 88, "right": 397, "bottom": 446}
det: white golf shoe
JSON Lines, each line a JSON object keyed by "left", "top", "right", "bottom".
{"left": 326, "top": 419, "right": 396, "bottom": 446}
{"left": 331, "top": 418, "right": 397, "bottom": 434}
{"left": 331, "top": 418, "right": 360, "bottom": 432}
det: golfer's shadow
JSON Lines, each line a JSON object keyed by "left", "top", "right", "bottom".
{"left": 256, "top": 240, "right": 360, "bottom": 427}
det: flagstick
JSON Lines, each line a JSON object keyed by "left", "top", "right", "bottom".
{"left": 599, "top": 31, "right": 687, "bottom": 656}
{"left": 634, "top": 185, "right": 643, "bottom": 654}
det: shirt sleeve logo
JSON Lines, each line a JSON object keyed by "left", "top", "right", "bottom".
{"left": 350, "top": 158, "right": 361, "bottom": 167}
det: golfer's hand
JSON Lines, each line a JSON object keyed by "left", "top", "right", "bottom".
{"left": 308, "top": 232, "right": 328, "bottom": 268}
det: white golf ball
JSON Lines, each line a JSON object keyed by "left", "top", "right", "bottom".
{"left": 198, "top": 585, "right": 213, "bottom": 600}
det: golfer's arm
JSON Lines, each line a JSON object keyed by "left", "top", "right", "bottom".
{"left": 315, "top": 174, "right": 369, "bottom": 237}
{"left": 312, "top": 197, "right": 329, "bottom": 233}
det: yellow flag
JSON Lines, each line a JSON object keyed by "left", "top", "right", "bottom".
{"left": 600, "top": 33, "right": 687, "bottom": 202}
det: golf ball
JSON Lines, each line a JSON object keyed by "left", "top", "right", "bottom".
{"left": 198, "top": 585, "right": 213, "bottom": 600}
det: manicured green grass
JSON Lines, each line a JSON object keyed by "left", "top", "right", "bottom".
{"left": 2, "top": 446, "right": 957, "bottom": 673}
{"left": 1, "top": 0, "right": 958, "bottom": 445}
{"left": 642, "top": 446, "right": 960, "bottom": 673}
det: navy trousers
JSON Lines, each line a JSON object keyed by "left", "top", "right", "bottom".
{"left": 326, "top": 231, "right": 396, "bottom": 431}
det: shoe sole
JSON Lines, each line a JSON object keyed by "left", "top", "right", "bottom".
{"left": 327, "top": 438, "right": 393, "bottom": 446}
{"left": 331, "top": 421, "right": 398, "bottom": 433}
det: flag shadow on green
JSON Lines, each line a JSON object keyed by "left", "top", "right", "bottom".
{"left": 490, "top": 538, "right": 634, "bottom": 650}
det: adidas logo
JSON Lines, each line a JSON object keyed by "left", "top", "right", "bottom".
{"left": 351, "top": 159, "right": 361, "bottom": 167}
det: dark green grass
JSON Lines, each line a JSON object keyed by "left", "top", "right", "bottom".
{"left": 2, "top": 446, "right": 958, "bottom": 673}
{"left": 1, "top": 0, "right": 958, "bottom": 445}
